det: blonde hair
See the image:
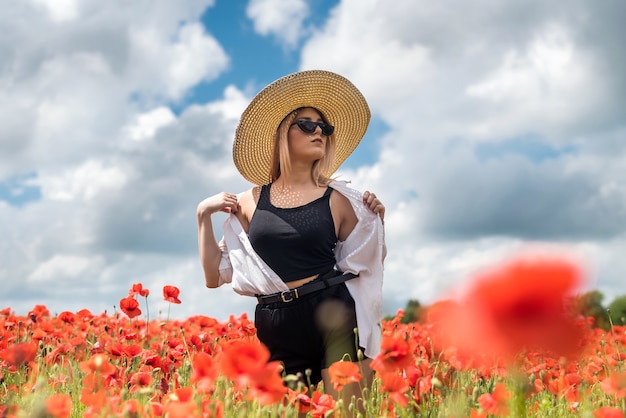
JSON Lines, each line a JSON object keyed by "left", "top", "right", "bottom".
{"left": 270, "top": 107, "right": 336, "bottom": 186}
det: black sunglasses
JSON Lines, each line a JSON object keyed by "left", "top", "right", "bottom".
{"left": 291, "top": 120, "right": 335, "bottom": 136}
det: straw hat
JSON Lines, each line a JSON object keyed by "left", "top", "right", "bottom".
{"left": 233, "top": 70, "right": 371, "bottom": 185}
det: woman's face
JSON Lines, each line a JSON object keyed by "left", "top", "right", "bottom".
{"left": 287, "top": 107, "right": 329, "bottom": 163}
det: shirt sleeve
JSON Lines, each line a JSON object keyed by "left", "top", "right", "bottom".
{"left": 217, "top": 236, "right": 233, "bottom": 286}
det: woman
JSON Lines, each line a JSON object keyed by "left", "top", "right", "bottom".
{"left": 197, "top": 70, "right": 385, "bottom": 404}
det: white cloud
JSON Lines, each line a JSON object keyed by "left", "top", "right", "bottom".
{"left": 127, "top": 107, "right": 177, "bottom": 141}
{"left": 465, "top": 23, "right": 601, "bottom": 140}
{"left": 31, "top": 0, "right": 79, "bottom": 22}
{"left": 300, "top": 0, "right": 434, "bottom": 116}
{"left": 246, "top": 0, "right": 309, "bottom": 47}
{"left": 207, "top": 85, "right": 250, "bottom": 120}
{"left": 34, "top": 160, "right": 128, "bottom": 202}
{"left": 128, "top": 22, "right": 229, "bottom": 101}
{"left": 29, "top": 254, "right": 101, "bottom": 282}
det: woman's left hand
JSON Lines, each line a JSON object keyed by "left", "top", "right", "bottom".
{"left": 363, "top": 191, "right": 385, "bottom": 222}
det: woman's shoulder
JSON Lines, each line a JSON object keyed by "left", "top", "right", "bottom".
{"left": 329, "top": 180, "right": 362, "bottom": 201}
{"left": 237, "top": 186, "right": 262, "bottom": 224}
{"left": 238, "top": 185, "right": 262, "bottom": 200}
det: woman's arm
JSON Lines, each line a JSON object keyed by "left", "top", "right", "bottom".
{"left": 196, "top": 192, "right": 239, "bottom": 288}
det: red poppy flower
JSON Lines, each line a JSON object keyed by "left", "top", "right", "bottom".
{"left": 594, "top": 407, "right": 625, "bottom": 418}
{"left": 370, "top": 333, "right": 413, "bottom": 373}
{"left": 45, "top": 394, "right": 72, "bottom": 418}
{"left": 600, "top": 372, "right": 626, "bottom": 398}
{"left": 129, "top": 283, "right": 150, "bottom": 297}
{"left": 122, "top": 399, "right": 140, "bottom": 415}
{"left": 79, "top": 354, "right": 117, "bottom": 376}
{"left": 328, "top": 360, "right": 362, "bottom": 391}
{"left": 132, "top": 371, "right": 153, "bottom": 388}
{"left": 292, "top": 391, "right": 313, "bottom": 414}
{"left": 119, "top": 296, "right": 142, "bottom": 319}
{"left": 57, "top": 311, "right": 76, "bottom": 324}
{"left": 165, "top": 386, "right": 194, "bottom": 403}
{"left": 218, "top": 339, "right": 286, "bottom": 403}
{"left": 163, "top": 285, "right": 182, "bottom": 304}
{"left": 311, "top": 392, "right": 336, "bottom": 418}
{"left": 428, "top": 255, "right": 586, "bottom": 366}
{"left": 163, "top": 401, "right": 197, "bottom": 418}
{"left": 244, "top": 362, "right": 288, "bottom": 405}
{"left": 190, "top": 351, "right": 218, "bottom": 384}
{"left": 378, "top": 371, "right": 409, "bottom": 407}
{"left": 28, "top": 304, "right": 50, "bottom": 321}
{"left": 219, "top": 340, "right": 270, "bottom": 381}
{"left": 124, "top": 344, "right": 143, "bottom": 358}
{"left": 80, "top": 388, "right": 107, "bottom": 409}
{"left": 0, "top": 342, "right": 38, "bottom": 366}
{"left": 478, "top": 383, "right": 511, "bottom": 416}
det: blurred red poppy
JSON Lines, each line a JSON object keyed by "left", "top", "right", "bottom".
{"left": 219, "top": 340, "right": 270, "bottom": 380}
{"left": 0, "top": 342, "right": 38, "bottom": 366}
{"left": 132, "top": 371, "right": 153, "bottom": 387}
{"left": 219, "top": 339, "right": 286, "bottom": 404}
{"left": 328, "top": 360, "right": 362, "bottom": 391}
{"left": 594, "top": 407, "right": 625, "bottom": 418}
{"left": 79, "top": 353, "right": 117, "bottom": 376}
{"left": 163, "top": 285, "right": 182, "bottom": 304}
{"left": 478, "top": 382, "right": 511, "bottom": 416}
{"left": 600, "top": 372, "right": 626, "bottom": 398}
{"left": 427, "top": 255, "right": 586, "bottom": 366}
{"left": 244, "top": 362, "right": 288, "bottom": 405}
{"left": 45, "top": 394, "right": 72, "bottom": 418}
{"left": 57, "top": 311, "right": 76, "bottom": 324}
{"left": 190, "top": 351, "right": 218, "bottom": 385}
{"left": 378, "top": 371, "right": 409, "bottom": 407}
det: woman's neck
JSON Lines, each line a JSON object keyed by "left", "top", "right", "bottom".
{"left": 274, "top": 175, "right": 315, "bottom": 191}
{"left": 275, "top": 165, "right": 318, "bottom": 190}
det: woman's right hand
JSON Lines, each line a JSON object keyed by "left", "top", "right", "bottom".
{"left": 197, "top": 192, "right": 239, "bottom": 218}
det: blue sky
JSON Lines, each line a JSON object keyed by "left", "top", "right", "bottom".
{"left": 1, "top": 0, "right": 625, "bottom": 321}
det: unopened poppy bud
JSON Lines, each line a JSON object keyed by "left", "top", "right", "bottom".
{"left": 357, "top": 348, "right": 364, "bottom": 361}
{"left": 431, "top": 377, "right": 443, "bottom": 388}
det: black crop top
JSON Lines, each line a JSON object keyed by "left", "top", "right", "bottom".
{"left": 248, "top": 185, "right": 338, "bottom": 282}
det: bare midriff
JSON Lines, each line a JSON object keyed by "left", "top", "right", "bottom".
{"left": 286, "top": 274, "right": 318, "bottom": 289}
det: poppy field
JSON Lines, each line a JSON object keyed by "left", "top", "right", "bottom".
{"left": 1, "top": 257, "right": 626, "bottom": 417}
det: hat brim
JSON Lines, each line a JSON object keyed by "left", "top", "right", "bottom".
{"left": 233, "top": 70, "right": 371, "bottom": 185}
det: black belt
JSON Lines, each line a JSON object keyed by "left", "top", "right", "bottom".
{"left": 256, "top": 272, "right": 358, "bottom": 305}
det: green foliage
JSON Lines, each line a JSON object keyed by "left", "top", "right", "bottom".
{"left": 574, "top": 290, "right": 611, "bottom": 330}
{"left": 400, "top": 299, "right": 423, "bottom": 324}
{"left": 608, "top": 294, "right": 626, "bottom": 326}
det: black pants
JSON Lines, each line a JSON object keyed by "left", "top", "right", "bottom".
{"left": 254, "top": 276, "right": 361, "bottom": 386}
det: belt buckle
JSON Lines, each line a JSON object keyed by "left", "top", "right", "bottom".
{"left": 280, "top": 289, "right": 298, "bottom": 303}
